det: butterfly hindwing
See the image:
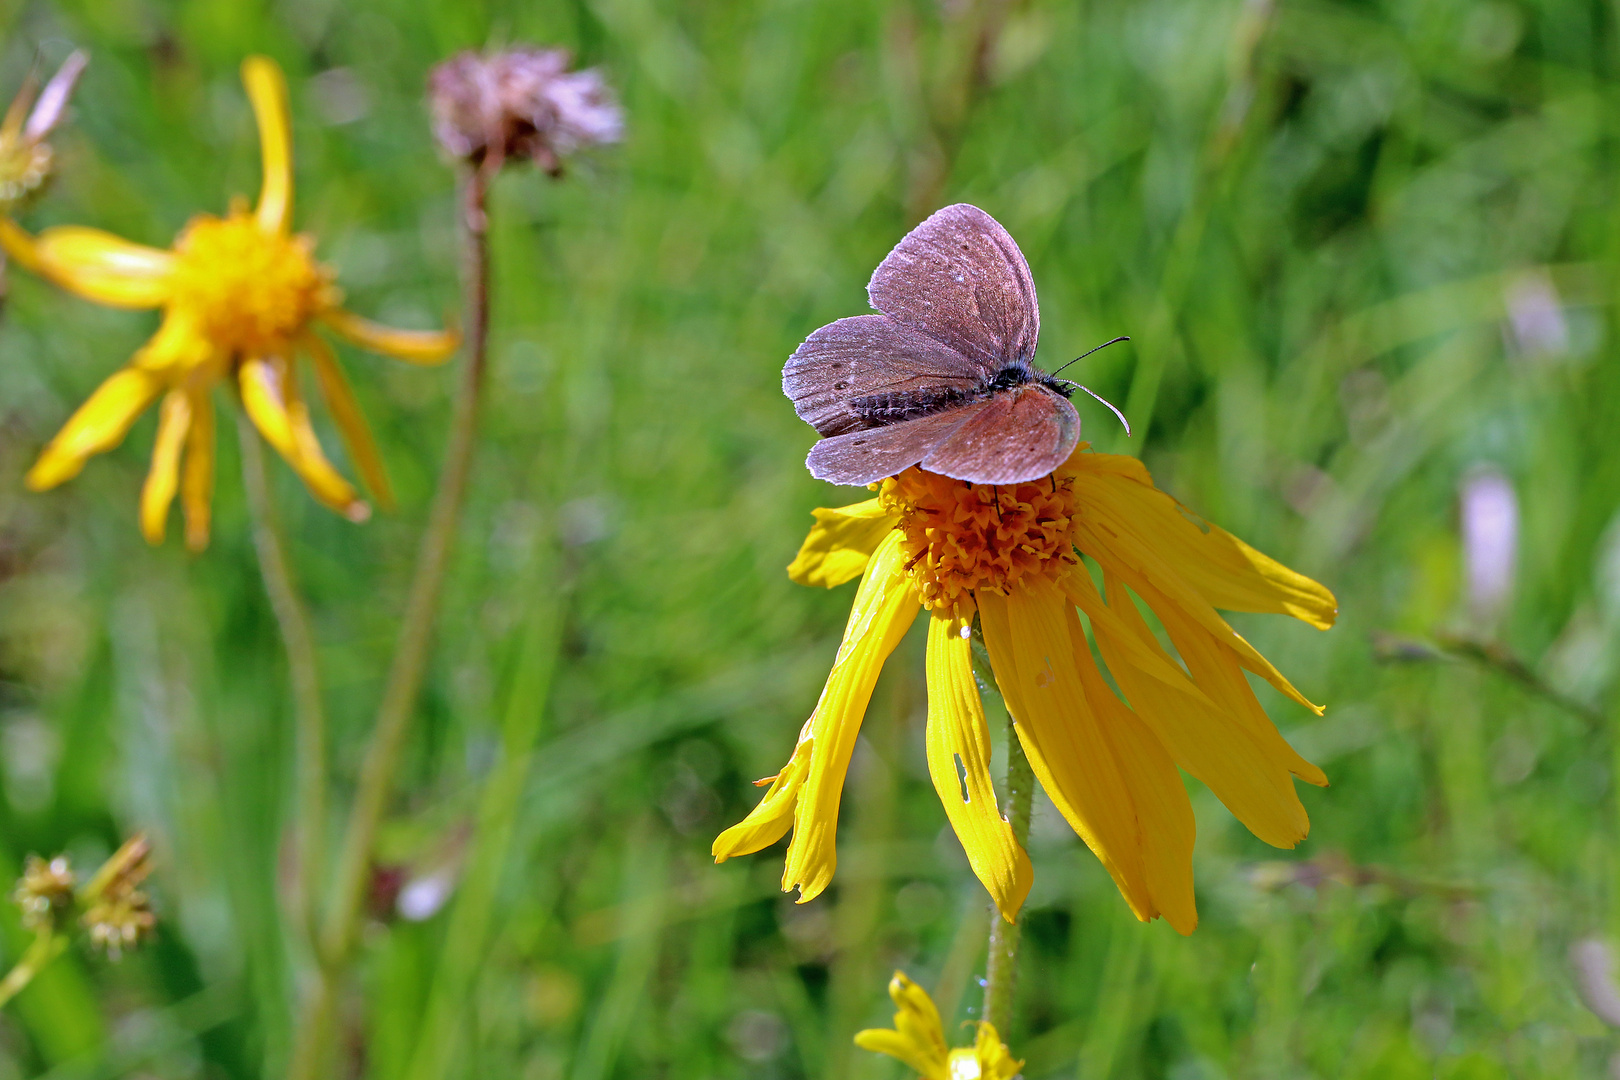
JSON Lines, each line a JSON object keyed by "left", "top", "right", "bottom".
{"left": 920, "top": 385, "right": 1078, "bottom": 485}
{"left": 805, "top": 402, "right": 993, "bottom": 486}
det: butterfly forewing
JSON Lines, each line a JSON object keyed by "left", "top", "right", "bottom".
{"left": 920, "top": 386, "right": 1078, "bottom": 485}
{"left": 783, "top": 314, "right": 984, "bottom": 437}
{"left": 866, "top": 203, "right": 1040, "bottom": 370}
{"left": 805, "top": 402, "right": 992, "bottom": 486}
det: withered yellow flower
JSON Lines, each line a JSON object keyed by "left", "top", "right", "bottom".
{"left": 855, "top": 972, "right": 1021, "bottom": 1080}
{"left": 715, "top": 447, "right": 1336, "bottom": 933}
{"left": 0, "top": 56, "right": 458, "bottom": 549}
{"left": 0, "top": 50, "right": 87, "bottom": 213}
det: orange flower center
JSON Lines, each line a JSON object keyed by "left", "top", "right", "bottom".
{"left": 169, "top": 208, "right": 334, "bottom": 358}
{"left": 880, "top": 465, "right": 1079, "bottom": 613}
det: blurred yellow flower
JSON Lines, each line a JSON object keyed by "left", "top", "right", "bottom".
{"left": 0, "top": 56, "right": 458, "bottom": 549}
{"left": 714, "top": 447, "right": 1336, "bottom": 932}
{"left": 854, "top": 972, "right": 1021, "bottom": 1080}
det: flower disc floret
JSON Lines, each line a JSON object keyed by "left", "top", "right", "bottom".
{"left": 880, "top": 466, "right": 1079, "bottom": 613}
{"left": 169, "top": 208, "right": 334, "bottom": 358}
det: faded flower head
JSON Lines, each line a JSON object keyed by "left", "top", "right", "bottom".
{"left": 13, "top": 854, "right": 74, "bottom": 934}
{"left": 0, "top": 51, "right": 87, "bottom": 212}
{"left": 428, "top": 47, "right": 622, "bottom": 174}
{"left": 81, "top": 834, "right": 155, "bottom": 959}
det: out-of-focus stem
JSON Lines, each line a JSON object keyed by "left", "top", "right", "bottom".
{"left": 319, "top": 162, "right": 493, "bottom": 970}
{"left": 239, "top": 421, "right": 327, "bottom": 944}
{"left": 984, "top": 717, "right": 1034, "bottom": 1034}
{"left": 0, "top": 934, "right": 66, "bottom": 1009}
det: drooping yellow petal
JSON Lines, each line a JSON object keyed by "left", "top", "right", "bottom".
{"left": 1060, "top": 568, "right": 1217, "bottom": 704}
{"left": 1136, "top": 573, "right": 1328, "bottom": 788}
{"left": 26, "top": 367, "right": 164, "bottom": 490}
{"left": 978, "top": 580, "right": 1154, "bottom": 922}
{"left": 712, "top": 731, "right": 813, "bottom": 861}
{"left": 782, "top": 530, "right": 919, "bottom": 902}
{"left": 924, "top": 602, "right": 1032, "bottom": 923}
{"left": 1090, "top": 569, "right": 1309, "bottom": 850}
{"left": 242, "top": 57, "right": 293, "bottom": 234}
{"left": 854, "top": 972, "right": 949, "bottom": 1080}
{"left": 1073, "top": 516, "right": 1323, "bottom": 715}
{"left": 320, "top": 308, "right": 459, "bottom": 365}
{"left": 968, "top": 1022, "right": 1024, "bottom": 1080}
{"left": 138, "top": 390, "right": 192, "bottom": 545}
{"left": 787, "top": 499, "right": 899, "bottom": 588}
{"left": 239, "top": 355, "right": 367, "bottom": 520}
{"left": 303, "top": 332, "right": 395, "bottom": 511}
{"left": 182, "top": 387, "right": 214, "bottom": 552}
{"left": 1064, "top": 599, "right": 1198, "bottom": 934}
{"left": 0, "top": 220, "right": 175, "bottom": 309}
{"left": 1070, "top": 453, "right": 1338, "bottom": 629}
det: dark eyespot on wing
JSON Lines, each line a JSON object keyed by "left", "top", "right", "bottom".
{"left": 920, "top": 386, "right": 1079, "bottom": 485}
{"left": 783, "top": 314, "right": 984, "bottom": 436}
{"left": 805, "top": 401, "right": 992, "bottom": 486}
{"left": 866, "top": 204, "right": 1039, "bottom": 373}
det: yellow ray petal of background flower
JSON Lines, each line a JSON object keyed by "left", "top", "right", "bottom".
{"left": 181, "top": 388, "right": 214, "bottom": 552}
{"left": 139, "top": 390, "right": 192, "bottom": 544}
{"left": 1071, "top": 454, "right": 1337, "bottom": 628}
{"left": 782, "top": 530, "right": 917, "bottom": 902}
{"left": 26, "top": 367, "right": 164, "bottom": 489}
{"left": 242, "top": 57, "right": 292, "bottom": 234}
{"left": 0, "top": 220, "right": 174, "bottom": 308}
{"left": 787, "top": 498, "right": 899, "bottom": 588}
{"left": 321, "top": 308, "right": 459, "bottom": 365}
{"left": 978, "top": 581, "right": 1156, "bottom": 923}
{"left": 853, "top": 972, "right": 950, "bottom": 1080}
{"left": 1090, "top": 569, "right": 1308, "bottom": 849}
{"left": 239, "top": 356, "right": 364, "bottom": 519}
{"left": 967, "top": 1020, "right": 1024, "bottom": 1080}
{"left": 1063, "top": 599, "right": 1198, "bottom": 933}
{"left": 304, "top": 333, "right": 395, "bottom": 511}
{"left": 924, "top": 601, "right": 1032, "bottom": 923}
{"left": 711, "top": 730, "right": 812, "bottom": 861}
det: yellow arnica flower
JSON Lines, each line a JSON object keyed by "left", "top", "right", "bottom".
{"left": 0, "top": 56, "right": 458, "bottom": 550}
{"left": 855, "top": 972, "right": 1021, "bottom": 1080}
{"left": 714, "top": 446, "right": 1336, "bottom": 932}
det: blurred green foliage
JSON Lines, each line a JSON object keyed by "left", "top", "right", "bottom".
{"left": 0, "top": 0, "right": 1618, "bottom": 1076}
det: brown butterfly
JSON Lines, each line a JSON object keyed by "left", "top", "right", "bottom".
{"left": 784, "top": 203, "right": 1127, "bottom": 486}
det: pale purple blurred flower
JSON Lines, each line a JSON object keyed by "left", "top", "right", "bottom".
{"left": 1460, "top": 465, "right": 1518, "bottom": 630}
{"left": 1504, "top": 272, "right": 1569, "bottom": 358}
{"left": 0, "top": 50, "right": 87, "bottom": 210}
{"left": 427, "top": 48, "right": 622, "bottom": 176}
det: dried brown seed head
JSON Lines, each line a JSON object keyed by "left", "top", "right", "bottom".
{"left": 13, "top": 854, "right": 74, "bottom": 934}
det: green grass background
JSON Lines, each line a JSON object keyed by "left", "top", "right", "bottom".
{"left": 0, "top": 0, "right": 1617, "bottom": 1076}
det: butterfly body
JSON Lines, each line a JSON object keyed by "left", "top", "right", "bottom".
{"left": 784, "top": 204, "right": 1085, "bottom": 487}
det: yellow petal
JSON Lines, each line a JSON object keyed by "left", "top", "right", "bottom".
{"left": 1063, "top": 598, "right": 1197, "bottom": 932}
{"left": 139, "top": 390, "right": 192, "bottom": 544}
{"left": 712, "top": 732, "right": 812, "bottom": 861}
{"left": 924, "top": 602, "right": 1032, "bottom": 923}
{"left": 1070, "top": 454, "right": 1337, "bottom": 629}
{"left": 853, "top": 972, "right": 949, "bottom": 1079}
{"left": 978, "top": 580, "right": 1154, "bottom": 923}
{"left": 182, "top": 388, "right": 214, "bottom": 552}
{"left": 782, "top": 530, "right": 918, "bottom": 902}
{"left": 1, "top": 220, "right": 175, "bottom": 309}
{"left": 242, "top": 57, "right": 293, "bottom": 233}
{"left": 1090, "top": 570, "right": 1309, "bottom": 850}
{"left": 1073, "top": 516, "right": 1323, "bottom": 715}
{"left": 303, "top": 332, "right": 395, "bottom": 511}
{"left": 26, "top": 366, "right": 164, "bottom": 490}
{"left": 1137, "top": 573, "right": 1328, "bottom": 788}
{"left": 971, "top": 1023, "right": 1024, "bottom": 1080}
{"left": 1059, "top": 568, "right": 1217, "bottom": 703}
{"left": 787, "top": 499, "right": 899, "bottom": 588}
{"left": 320, "top": 308, "right": 459, "bottom": 365}
{"left": 239, "top": 355, "right": 366, "bottom": 520}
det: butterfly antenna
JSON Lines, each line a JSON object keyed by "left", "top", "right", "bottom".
{"left": 1073, "top": 383, "right": 1132, "bottom": 436}
{"left": 1049, "top": 335, "right": 1130, "bottom": 377}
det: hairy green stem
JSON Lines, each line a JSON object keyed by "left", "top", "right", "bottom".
{"left": 0, "top": 933, "right": 66, "bottom": 1009}
{"left": 319, "top": 163, "right": 492, "bottom": 968}
{"left": 239, "top": 421, "right": 327, "bottom": 945}
{"left": 984, "top": 716, "right": 1034, "bottom": 1035}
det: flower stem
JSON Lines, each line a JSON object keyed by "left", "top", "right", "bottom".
{"left": 984, "top": 715, "right": 1034, "bottom": 1034}
{"left": 319, "top": 163, "right": 493, "bottom": 970}
{"left": 0, "top": 933, "right": 66, "bottom": 1009}
{"left": 239, "top": 420, "right": 327, "bottom": 944}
